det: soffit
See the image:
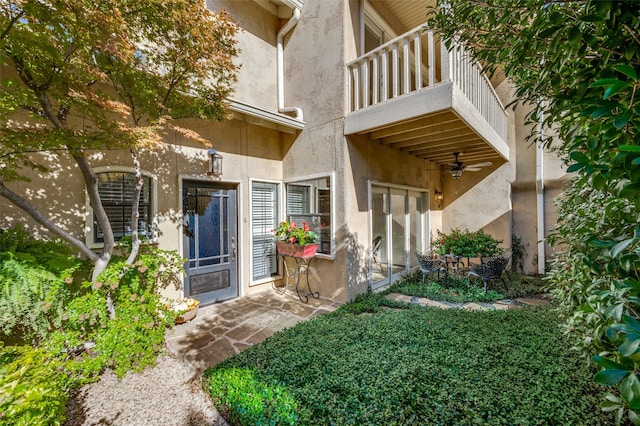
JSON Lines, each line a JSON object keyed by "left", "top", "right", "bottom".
{"left": 252, "top": 0, "right": 302, "bottom": 18}
{"left": 364, "top": 110, "right": 505, "bottom": 167}
{"left": 368, "top": 0, "right": 437, "bottom": 34}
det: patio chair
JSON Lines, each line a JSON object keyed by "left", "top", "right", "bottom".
{"left": 372, "top": 235, "right": 383, "bottom": 272}
{"left": 467, "top": 252, "right": 510, "bottom": 293}
{"left": 415, "top": 251, "right": 448, "bottom": 283}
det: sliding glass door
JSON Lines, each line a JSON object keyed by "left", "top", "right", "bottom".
{"left": 371, "top": 185, "right": 428, "bottom": 289}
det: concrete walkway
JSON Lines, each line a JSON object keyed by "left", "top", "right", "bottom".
{"left": 166, "top": 289, "right": 342, "bottom": 373}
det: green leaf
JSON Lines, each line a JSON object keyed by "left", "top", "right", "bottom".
{"left": 568, "top": 25, "right": 582, "bottom": 47}
{"left": 595, "top": 369, "right": 631, "bottom": 385}
{"left": 622, "top": 374, "right": 640, "bottom": 403}
{"left": 620, "top": 339, "right": 640, "bottom": 357}
{"left": 590, "top": 78, "right": 626, "bottom": 88}
{"left": 570, "top": 151, "right": 590, "bottom": 163}
{"left": 611, "top": 239, "right": 634, "bottom": 258}
{"left": 619, "top": 146, "right": 640, "bottom": 153}
{"left": 614, "top": 111, "right": 632, "bottom": 129}
{"left": 628, "top": 409, "right": 640, "bottom": 424}
{"left": 567, "top": 163, "right": 586, "bottom": 172}
{"left": 604, "top": 82, "right": 628, "bottom": 100}
{"left": 621, "top": 254, "right": 637, "bottom": 272}
{"left": 594, "top": 355, "right": 630, "bottom": 371}
{"left": 620, "top": 182, "right": 640, "bottom": 198}
{"left": 623, "top": 315, "right": 640, "bottom": 334}
{"left": 614, "top": 64, "right": 638, "bottom": 81}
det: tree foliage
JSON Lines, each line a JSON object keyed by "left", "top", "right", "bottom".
{"left": 0, "top": 0, "right": 239, "bottom": 277}
{"left": 428, "top": 0, "right": 640, "bottom": 422}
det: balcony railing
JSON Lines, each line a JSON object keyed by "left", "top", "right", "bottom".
{"left": 346, "top": 25, "right": 507, "bottom": 142}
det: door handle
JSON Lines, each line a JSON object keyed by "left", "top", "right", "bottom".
{"left": 231, "top": 237, "right": 237, "bottom": 260}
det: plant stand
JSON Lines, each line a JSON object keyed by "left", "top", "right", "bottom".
{"left": 278, "top": 253, "right": 319, "bottom": 303}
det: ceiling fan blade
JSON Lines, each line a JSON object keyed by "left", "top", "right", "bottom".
{"left": 465, "top": 167, "right": 482, "bottom": 172}
{"left": 466, "top": 161, "right": 493, "bottom": 168}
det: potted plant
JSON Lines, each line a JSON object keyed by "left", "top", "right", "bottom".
{"left": 273, "top": 220, "right": 319, "bottom": 258}
{"left": 167, "top": 297, "right": 200, "bottom": 324}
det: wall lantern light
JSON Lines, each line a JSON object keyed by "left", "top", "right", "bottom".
{"left": 434, "top": 190, "right": 444, "bottom": 202}
{"left": 207, "top": 148, "right": 223, "bottom": 178}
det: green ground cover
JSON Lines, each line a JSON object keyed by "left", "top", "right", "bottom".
{"left": 387, "top": 271, "right": 546, "bottom": 303}
{"left": 204, "top": 294, "right": 612, "bottom": 425}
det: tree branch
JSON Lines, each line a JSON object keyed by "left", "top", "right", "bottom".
{"left": 0, "top": 10, "right": 24, "bottom": 41}
{"left": 0, "top": 182, "right": 99, "bottom": 262}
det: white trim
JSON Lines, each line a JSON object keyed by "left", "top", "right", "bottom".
{"left": 85, "top": 166, "right": 158, "bottom": 248}
{"left": 368, "top": 180, "right": 431, "bottom": 289}
{"left": 177, "top": 176, "right": 244, "bottom": 299}
{"left": 248, "top": 178, "right": 284, "bottom": 286}
{"left": 284, "top": 171, "right": 336, "bottom": 260}
{"left": 368, "top": 179, "right": 428, "bottom": 193}
{"left": 364, "top": 1, "right": 397, "bottom": 43}
{"left": 228, "top": 99, "right": 304, "bottom": 132}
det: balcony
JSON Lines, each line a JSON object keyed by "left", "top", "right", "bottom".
{"left": 345, "top": 25, "right": 509, "bottom": 167}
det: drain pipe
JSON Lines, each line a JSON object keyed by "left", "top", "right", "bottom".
{"left": 277, "top": 7, "right": 303, "bottom": 121}
{"left": 536, "top": 111, "right": 545, "bottom": 275}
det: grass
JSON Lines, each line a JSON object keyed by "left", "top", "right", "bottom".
{"left": 204, "top": 293, "right": 612, "bottom": 425}
{"left": 386, "top": 270, "right": 547, "bottom": 303}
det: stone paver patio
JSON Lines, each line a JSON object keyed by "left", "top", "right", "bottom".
{"left": 166, "top": 289, "right": 342, "bottom": 373}
{"left": 385, "top": 292, "right": 552, "bottom": 310}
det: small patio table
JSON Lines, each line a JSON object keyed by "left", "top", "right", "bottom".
{"left": 443, "top": 254, "right": 478, "bottom": 275}
{"left": 278, "top": 253, "right": 319, "bottom": 303}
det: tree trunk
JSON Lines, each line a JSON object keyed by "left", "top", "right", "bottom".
{"left": 126, "top": 149, "right": 143, "bottom": 266}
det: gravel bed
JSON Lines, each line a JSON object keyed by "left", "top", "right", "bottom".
{"left": 64, "top": 351, "right": 227, "bottom": 426}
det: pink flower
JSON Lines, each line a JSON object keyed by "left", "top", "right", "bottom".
{"left": 289, "top": 236, "right": 296, "bottom": 243}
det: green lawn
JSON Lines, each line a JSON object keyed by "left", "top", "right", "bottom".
{"left": 204, "top": 295, "right": 613, "bottom": 425}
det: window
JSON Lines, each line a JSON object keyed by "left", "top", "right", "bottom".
{"left": 92, "top": 171, "right": 153, "bottom": 243}
{"left": 251, "top": 181, "right": 279, "bottom": 281}
{"left": 286, "top": 175, "right": 332, "bottom": 256}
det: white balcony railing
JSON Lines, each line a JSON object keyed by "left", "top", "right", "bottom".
{"left": 346, "top": 25, "right": 507, "bottom": 142}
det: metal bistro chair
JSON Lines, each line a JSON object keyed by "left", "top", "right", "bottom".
{"left": 416, "top": 251, "right": 448, "bottom": 284}
{"left": 467, "top": 251, "right": 511, "bottom": 293}
{"left": 372, "top": 235, "right": 383, "bottom": 273}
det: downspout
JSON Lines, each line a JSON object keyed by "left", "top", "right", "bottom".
{"left": 536, "top": 112, "right": 545, "bottom": 275}
{"left": 277, "top": 7, "right": 303, "bottom": 121}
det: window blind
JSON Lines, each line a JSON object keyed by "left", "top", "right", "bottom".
{"left": 251, "top": 182, "right": 278, "bottom": 280}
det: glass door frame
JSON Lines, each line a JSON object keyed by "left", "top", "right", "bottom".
{"left": 369, "top": 181, "right": 430, "bottom": 290}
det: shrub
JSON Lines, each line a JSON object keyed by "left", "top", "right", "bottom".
{"left": 433, "top": 228, "right": 503, "bottom": 257}
{"left": 0, "top": 226, "right": 88, "bottom": 344}
{"left": 50, "top": 242, "right": 184, "bottom": 380}
{"left": 0, "top": 233, "right": 186, "bottom": 425}
{"left": 0, "top": 344, "right": 70, "bottom": 426}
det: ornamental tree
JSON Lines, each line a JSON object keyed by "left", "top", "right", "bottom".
{"left": 0, "top": 0, "right": 239, "bottom": 292}
{"left": 428, "top": 0, "right": 640, "bottom": 421}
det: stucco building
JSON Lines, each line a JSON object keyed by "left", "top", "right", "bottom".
{"left": 0, "top": 0, "right": 567, "bottom": 304}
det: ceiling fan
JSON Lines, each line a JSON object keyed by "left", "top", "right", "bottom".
{"left": 447, "top": 152, "right": 492, "bottom": 179}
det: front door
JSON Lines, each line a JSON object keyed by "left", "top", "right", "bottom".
{"left": 183, "top": 181, "right": 238, "bottom": 305}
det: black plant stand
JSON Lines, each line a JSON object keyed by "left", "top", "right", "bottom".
{"left": 278, "top": 254, "right": 319, "bottom": 303}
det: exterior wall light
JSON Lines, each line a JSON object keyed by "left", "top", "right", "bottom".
{"left": 207, "top": 148, "right": 223, "bottom": 178}
{"left": 434, "top": 190, "right": 444, "bottom": 202}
